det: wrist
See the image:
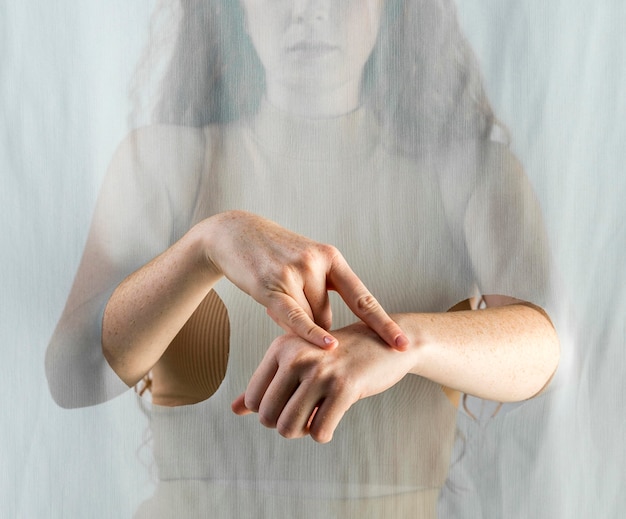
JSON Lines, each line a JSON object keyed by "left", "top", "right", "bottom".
{"left": 388, "top": 313, "right": 431, "bottom": 377}
{"left": 187, "top": 218, "right": 223, "bottom": 282}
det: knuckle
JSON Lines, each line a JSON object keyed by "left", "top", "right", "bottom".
{"left": 244, "top": 395, "right": 260, "bottom": 413}
{"left": 319, "top": 243, "right": 339, "bottom": 260}
{"left": 295, "top": 248, "right": 316, "bottom": 268}
{"left": 276, "top": 420, "right": 298, "bottom": 439}
{"left": 356, "top": 293, "right": 380, "bottom": 314}
{"left": 310, "top": 426, "right": 332, "bottom": 444}
{"left": 270, "top": 334, "right": 289, "bottom": 350}
{"left": 258, "top": 410, "right": 276, "bottom": 429}
{"left": 285, "top": 309, "right": 318, "bottom": 338}
{"left": 286, "top": 306, "right": 308, "bottom": 325}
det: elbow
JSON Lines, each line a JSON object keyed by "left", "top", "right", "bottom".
{"left": 501, "top": 314, "right": 561, "bottom": 403}
{"left": 527, "top": 324, "right": 561, "bottom": 400}
{"left": 45, "top": 337, "right": 131, "bottom": 409}
{"left": 45, "top": 296, "right": 132, "bottom": 408}
{"left": 101, "top": 341, "right": 142, "bottom": 389}
{"left": 537, "top": 344, "right": 560, "bottom": 398}
{"left": 45, "top": 343, "right": 84, "bottom": 409}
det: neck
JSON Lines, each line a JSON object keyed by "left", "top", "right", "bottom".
{"left": 265, "top": 78, "right": 362, "bottom": 118}
{"left": 251, "top": 98, "right": 378, "bottom": 161}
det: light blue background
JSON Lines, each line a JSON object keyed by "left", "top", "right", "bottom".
{"left": 2, "top": 1, "right": 624, "bottom": 517}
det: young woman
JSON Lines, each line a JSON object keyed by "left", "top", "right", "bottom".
{"left": 46, "top": 1, "right": 559, "bottom": 516}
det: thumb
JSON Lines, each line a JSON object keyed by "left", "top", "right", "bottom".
{"left": 231, "top": 393, "right": 253, "bottom": 415}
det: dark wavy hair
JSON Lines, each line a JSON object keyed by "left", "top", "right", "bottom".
{"left": 133, "top": 0, "right": 503, "bottom": 152}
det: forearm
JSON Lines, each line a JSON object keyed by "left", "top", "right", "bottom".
{"left": 102, "top": 221, "right": 221, "bottom": 387}
{"left": 399, "top": 304, "right": 560, "bottom": 401}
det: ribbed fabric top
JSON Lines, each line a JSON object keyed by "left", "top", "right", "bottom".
{"left": 148, "top": 100, "right": 462, "bottom": 503}
{"left": 151, "top": 290, "right": 229, "bottom": 405}
{"left": 139, "top": 99, "right": 550, "bottom": 516}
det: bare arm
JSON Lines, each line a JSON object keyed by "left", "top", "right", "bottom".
{"left": 45, "top": 125, "right": 207, "bottom": 407}
{"left": 101, "top": 222, "right": 220, "bottom": 387}
{"left": 233, "top": 301, "right": 559, "bottom": 443}
{"left": 234, "top": 141, "right": 561, "bottom": 441}
{"left": 401, "top": 301, "right": 559, "bottom": 401}
{"left": 104, "top": 210, "right": 409, "bottom": 387}
{"left": 47, "top": 125, "right": 408, "bottom": 407}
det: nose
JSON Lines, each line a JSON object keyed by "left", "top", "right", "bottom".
{"left": 292, "top": 0, "right": 330, "bottom": 23}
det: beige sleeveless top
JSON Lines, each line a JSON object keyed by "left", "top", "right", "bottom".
{"left": 136, "top": 100, "right": 549, "bottom": 517}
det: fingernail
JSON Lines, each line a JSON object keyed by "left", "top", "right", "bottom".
{"left": 323, "top": 335, "right": 336, "bottom": 346}
{"left": 395, "top": 334, "right": 409, "bottom": 349}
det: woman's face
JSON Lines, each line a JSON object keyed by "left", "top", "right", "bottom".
{"left": 240, "top": 0, "right": 385, "bottom": 92}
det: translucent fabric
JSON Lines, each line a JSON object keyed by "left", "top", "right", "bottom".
{"left": 2, "top": 1, "right": 624, "bottom": 518}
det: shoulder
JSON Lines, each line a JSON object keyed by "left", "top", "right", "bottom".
{"left": 110, "top": 124, "right": 211, "bottom": 181}
{"left": 91, "top": 124, "right": 223, "bottom": 243}
{"left": 444, "top": 139, "right": 540, "bottom": 223}
{"left": 434, "top": 139, "right": 532, "bottom": 216}
{"left": 102, "top": 124, "right": 223, "bottom": 206}
{"left": 437, "top": 139, "right": 524, "bottom": 188}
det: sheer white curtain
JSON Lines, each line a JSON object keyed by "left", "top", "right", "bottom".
{"left": 1, "top": 2, "right": 155, "bottom": 517}
{"left": 2, "top": 1, "right": 624, "bottom": 517}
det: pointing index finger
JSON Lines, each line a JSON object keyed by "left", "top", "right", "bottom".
{"left": 328, "top": 256, "right": 409, "bottom": 351}
{"left": 267, "top": 292, "right": 338, "bottom": 349}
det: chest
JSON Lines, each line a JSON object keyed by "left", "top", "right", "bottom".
{"left": 197, "top": 129, "right": 474, "bottom": 314}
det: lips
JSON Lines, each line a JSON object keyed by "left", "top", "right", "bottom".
{"left": 287, "top": 41, "right": 338, "bottom": 56}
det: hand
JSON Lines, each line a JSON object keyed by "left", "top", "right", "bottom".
{"left": 202, "top": 210, "right": 408, "bottom": 350}
{"left": 231, "top": 322, "right": 415, "bottom": 443}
